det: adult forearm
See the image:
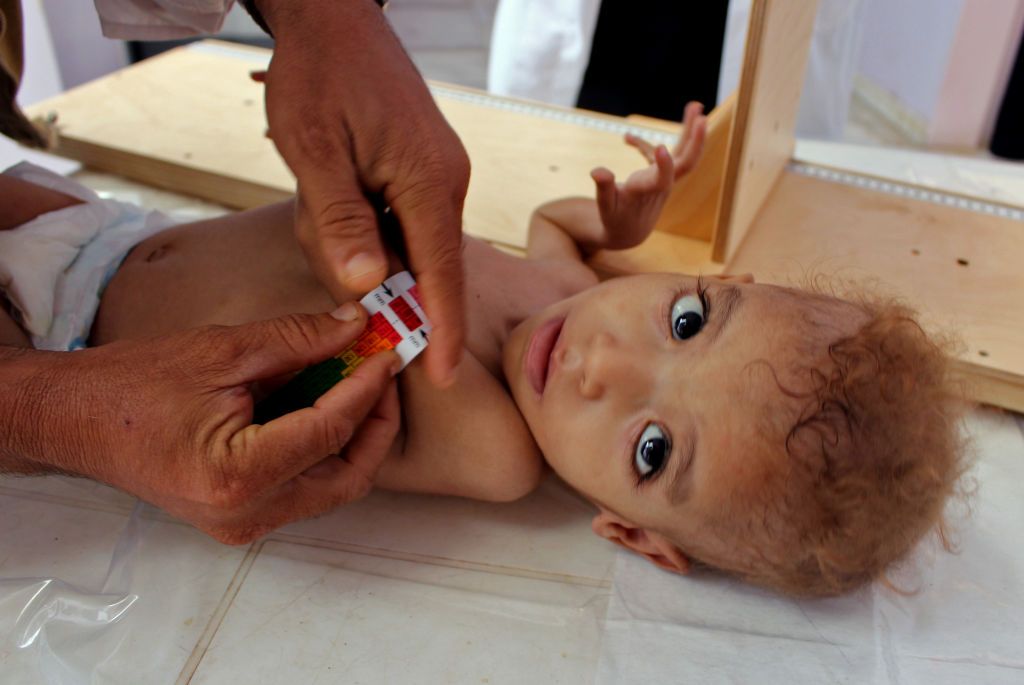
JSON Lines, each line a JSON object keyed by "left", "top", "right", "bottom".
{"left": 0, "top": 346, "right": 101, "bottom": 477}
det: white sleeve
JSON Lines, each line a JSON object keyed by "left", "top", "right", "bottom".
{"left": 92, "top": 0, "right": 236, "bottom": 40}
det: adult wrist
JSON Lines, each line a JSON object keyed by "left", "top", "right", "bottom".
{"left": 243, "top": 0, "right": 389, "bottom": 39}
{"left": 0, "top": 347, "right": 103, "bottom": 477}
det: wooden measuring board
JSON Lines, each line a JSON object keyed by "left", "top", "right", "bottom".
{"left": 25, "top": 40, "right": 718, "bottom": 275}
{"left": 728, "top": 165, "right": 1024, "bottom": 411}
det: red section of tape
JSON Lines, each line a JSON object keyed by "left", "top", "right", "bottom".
{"left": 388, "top": 296, "right": 422, "bottom": 331}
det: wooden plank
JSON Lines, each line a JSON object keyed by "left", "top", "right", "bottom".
{"left": 26, "top": 41, "right": 684, "bottom": 254}
{"left": 726, "top": 170, "right": 1024, "bottom": 411}
{"left": 28, "top": 42, "right": 291, "bottom": 206}
{"left": 590, "top": 231, "right": 720, "bottom": 279}
{"left": 713, "top": 0, "right": 818, "bottom": 262}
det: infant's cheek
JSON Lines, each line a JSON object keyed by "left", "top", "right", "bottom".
{"left": 541, "top": 442, "right": 587, "bottom": 490}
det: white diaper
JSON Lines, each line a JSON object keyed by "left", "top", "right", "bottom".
{"left": 0, "top": 162, "right": 178, "bottom": 350}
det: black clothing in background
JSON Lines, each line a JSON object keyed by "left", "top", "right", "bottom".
{"left": 576, "top": 0, "right": 729, "bottom": 121}
{"left": 990, "top": 29, "right": 1024, "bottom": 160}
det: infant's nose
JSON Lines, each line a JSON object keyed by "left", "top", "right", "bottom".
{"left": 578, "top": 332, "right": 622, "bottom": 400}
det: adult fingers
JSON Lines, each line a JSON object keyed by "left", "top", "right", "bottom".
{"left": 229, "top": 349, "right": 400, "bottom": 489}
{"left": 217, "top": 306, "right": 369, "bottom": 384}
{"left": 276, "top": 378, "right": 399, "bottom": 524}
{"left": 337, "top": 377, "right": 400, "bottom": 481}
{"left": 388, "top": 164, "right": 468, "bottom": 388}
{"left": 287, "top": 377, "right": 400, "bottom": 516}
{"left": 294, "top": 174, "right": 389, "bottom": 302}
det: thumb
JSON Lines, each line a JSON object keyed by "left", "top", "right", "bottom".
{"left": 295, "top": 174, "right": 388, "bottom": 302}
{"left": 223, "top": 305, "right": 371, "bottom": 383}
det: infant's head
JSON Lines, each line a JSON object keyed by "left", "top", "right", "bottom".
{"left": 503, "top": 273, "right": 966, "bottom": 596}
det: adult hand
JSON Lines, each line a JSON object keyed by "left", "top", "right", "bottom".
{"left": 256, "top": 0, "right": 469, "bottom": 387}
{"left": 3, "top": 304, "right": 400, "bottom": 543}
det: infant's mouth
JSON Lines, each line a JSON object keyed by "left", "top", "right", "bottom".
{"left": 525, "top": 316, "right": 565, "bottom": 396}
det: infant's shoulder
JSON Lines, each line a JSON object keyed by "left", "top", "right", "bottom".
{"left": 464, "top": 235, "right": 597, "bottom": 306}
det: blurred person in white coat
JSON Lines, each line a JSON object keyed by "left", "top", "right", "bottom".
{"left": 489, "top": 0, "right": 866, "bottom": 139}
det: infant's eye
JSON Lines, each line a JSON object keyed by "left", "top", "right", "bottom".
{"left": 670, "top": 293, "right": 705, "bottom": 340}
{"left": 635, "top": 423, "right": 670, "bottom": 479}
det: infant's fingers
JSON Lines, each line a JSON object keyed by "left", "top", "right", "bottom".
{"left": 674, "top": 101, "right": 705, "bottom": 158}
{"left": 674, "top": 117, "right": 706, "bottom": 179}
{"left": 625, "top": 133, "right": 656, "bottom": 163}
{"left": 655, "top": 146, "right": 674, "bottom": 191}
{"left": 591, "top": 167, "right": 618, "bottom": 217}
{"left": 591, "top": 166, "right": 616, "bottom": 189}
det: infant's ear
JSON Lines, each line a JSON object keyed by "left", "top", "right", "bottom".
{"left": 592, "top": 509, "right": 690, "bottom": 574}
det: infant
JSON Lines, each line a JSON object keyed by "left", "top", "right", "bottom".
{"left": 0, "top": 103, "right": 966, "bottom": 596}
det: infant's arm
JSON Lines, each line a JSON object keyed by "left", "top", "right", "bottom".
{"left": 527, "top": 198, "right": 606, "bottom": 263}
{"left": 527, "top": 101, "right": 706, "bottom": 264}
{"left": 374, "top": 350, "right": 545, "bottom": 502}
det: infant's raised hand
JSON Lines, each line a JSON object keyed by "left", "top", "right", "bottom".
{"left": 590, "top": 102, "right": 707, "bottom": 250}
{"left": 625, "top": 101, "right": 707, "bottom": 180}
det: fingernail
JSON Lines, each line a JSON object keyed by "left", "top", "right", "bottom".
{"left": 330, "top": 302, "right": 360, "bottom": 322}
{"left": 389, "top": 354, "right": 403, "bottom": 377}
{"left": 343, "top": 252, "right": 386, "bottom": 288}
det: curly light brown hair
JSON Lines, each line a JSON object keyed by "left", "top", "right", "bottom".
{"left": 678, "top": 287, "right": 970, "bottom": 597}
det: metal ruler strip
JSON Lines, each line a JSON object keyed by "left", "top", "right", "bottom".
{"left": 429, "top": 84, "right": 680, "bottom": 146}
{"left": 789, "top": 161, "right": 1024, "bottom": 222}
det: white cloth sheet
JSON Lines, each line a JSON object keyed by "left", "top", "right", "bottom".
{"left": 597, "top": 409, "right": 1024, "bottom": 684}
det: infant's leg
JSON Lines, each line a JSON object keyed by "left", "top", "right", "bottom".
{"left": 0, "top": 174, "right": 83, "bottom": 231}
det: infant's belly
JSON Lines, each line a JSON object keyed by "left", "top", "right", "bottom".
{"left": 91, "top": 202, "right": 341, "bottom": 344}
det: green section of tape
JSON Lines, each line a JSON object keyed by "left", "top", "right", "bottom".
{"left": 252, "top": 357, "right": 349, "bottom": 424}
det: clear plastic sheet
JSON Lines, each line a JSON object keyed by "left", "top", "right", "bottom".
{"left": 0, "top": 492, "right": 250, "bottom": 684}
{"left": 0, "top": 476, "right": 612, "bottom": 684}
{"left": 596, "top": 410, "right": 1024, "bottom": 684}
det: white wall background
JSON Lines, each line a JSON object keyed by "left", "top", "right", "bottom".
{"left": 38, "top": 0, "right": 128, "bottom": 91}
{"left": 857, "top": 0, "right": 964, "bottom": 121}
{"left": 16, "top": 0, "right": 62, "bottom": 105}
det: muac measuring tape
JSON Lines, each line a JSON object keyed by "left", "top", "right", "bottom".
{"left": 253, "top": 206, "right": 431, "bottom": 424}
